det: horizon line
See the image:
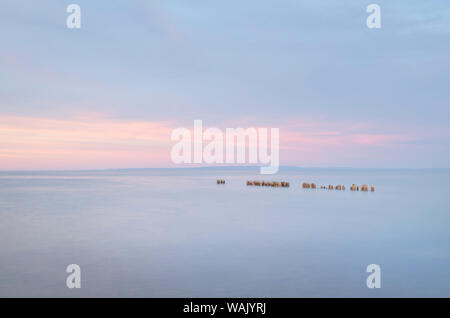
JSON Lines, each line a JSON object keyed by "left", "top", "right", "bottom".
{"left": 1, "top": 166, "right": 449, "bottom": 173}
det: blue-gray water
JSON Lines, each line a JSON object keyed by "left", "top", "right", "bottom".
{"left": 0, "top": 168, "right": 449, "bottom": 297}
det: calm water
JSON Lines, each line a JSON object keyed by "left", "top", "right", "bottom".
{"left": 0, "top": 168, "right": 449, "bottom": 297}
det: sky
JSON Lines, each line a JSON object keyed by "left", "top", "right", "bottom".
{"left": 1, "top": 0, "right": 449, "bottom": 169}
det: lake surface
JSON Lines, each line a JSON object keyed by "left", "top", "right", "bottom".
{"left": 0, "top": 168, "right": 449, "bottom": 297}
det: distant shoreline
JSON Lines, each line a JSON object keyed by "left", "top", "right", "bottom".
{"left": 1, "top": 166, "right": 449, "bottom": 174}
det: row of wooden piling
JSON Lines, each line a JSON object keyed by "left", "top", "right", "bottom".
{"left": 246, "top": 180, "right": 290, "bottom": 187}
{"left": 303, "top": 183, "right": 346, "bottom": 190}
{"left": 217, "top": 180, "right": 375, "bottom": 191}
{"left": 350, "top": 184, "right": 374, "bottom": 192}
{"left": 302, "top": 182, "right": 374, "bottom": 191}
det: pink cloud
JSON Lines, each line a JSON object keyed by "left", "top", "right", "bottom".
{"left": 0, "top": 115, "right": 176, "bottom": 170}
{"left": 276, "top": 117, "right": 419, "bottom": 166}
{"left": 0, "top": 115, "right": 441, "bottom": 170}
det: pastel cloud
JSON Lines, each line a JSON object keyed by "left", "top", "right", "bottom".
{"left": 276, "top": 118, "right": 401, "bottom": 165}
{"left": 0, "top": 115, "right": 175, "bottom": 170}
{"left": 0, "top": 115, "right": 444, "bottom": 170}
